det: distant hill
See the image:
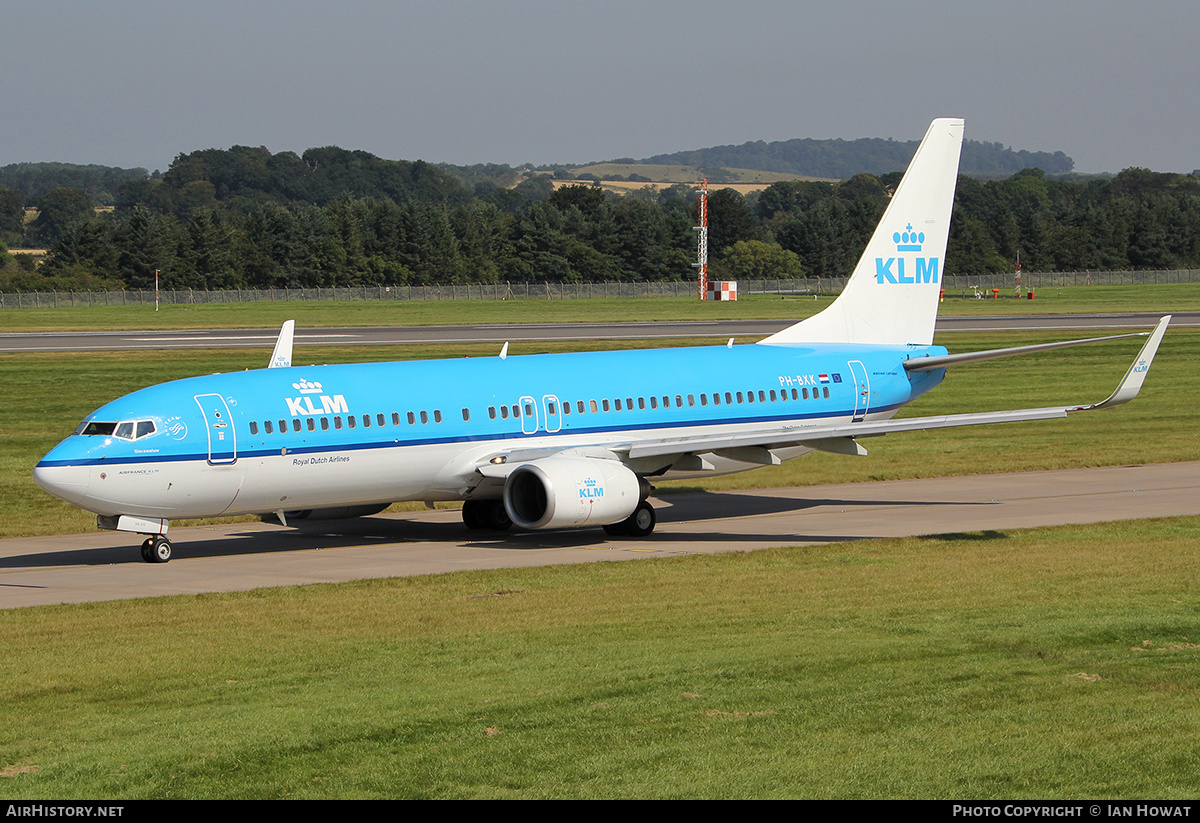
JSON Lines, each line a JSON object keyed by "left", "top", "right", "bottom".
{"left": 0, "top": 162, "right": 150, "bottom": 205}
{"left": 569, "top": 163, "right": 835, "bottom": 185}
{"left": 640, "top": 137, "right": 1073, "bottom": 179}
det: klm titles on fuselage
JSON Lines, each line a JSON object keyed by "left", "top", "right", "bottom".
{"left": 877, "top": 223, "right": 939, "bottom": 284}
{"left": 285, "top": 379, "right": 349, "bottom": 417}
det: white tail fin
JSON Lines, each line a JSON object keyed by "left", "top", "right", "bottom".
{"left": 759, "top": 118, "right": 964, "bottom": 347}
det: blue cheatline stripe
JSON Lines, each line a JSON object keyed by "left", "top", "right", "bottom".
{"left": 36, "top": 400, "right": 905, "bottom": 469}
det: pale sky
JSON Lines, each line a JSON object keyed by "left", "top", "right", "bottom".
{"left": 3, "top": 1, "right": 1197, "bottom": 175}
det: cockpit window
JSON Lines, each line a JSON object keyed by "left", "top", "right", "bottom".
{"left": 75, "top": 420, "right": 157, "bottom": 440}
{"left": 77, "top": 422, "right": 117, "bottom": 436}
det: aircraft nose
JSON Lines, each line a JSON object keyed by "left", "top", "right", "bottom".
{"left": 33, "top": 463, "right": 91, "bottom": 506}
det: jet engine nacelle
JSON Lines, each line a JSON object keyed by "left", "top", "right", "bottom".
{"left": 503, "top": 456, "right": 641, "bottom": 530}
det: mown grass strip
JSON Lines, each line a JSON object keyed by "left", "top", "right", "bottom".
{"left": 1, "top": 516, "right": 1197, "bottom": 798}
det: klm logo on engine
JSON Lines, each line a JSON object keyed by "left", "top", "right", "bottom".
{"left": 876, "top": 223, "right": 938, "bottom": 284}
{"left": 285, "top": 378, "right": 349, "bottom": 416}
{"left": 580, "top": 477, "right": 604, "bottom": 499}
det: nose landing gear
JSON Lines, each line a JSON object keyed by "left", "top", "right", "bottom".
{"left": 140, "top": 535, "right": 173, "bottom": 563}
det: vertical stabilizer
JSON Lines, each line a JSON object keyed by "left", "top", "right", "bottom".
{"left": 759, "top": 118, "right": 964, "bottom": 347}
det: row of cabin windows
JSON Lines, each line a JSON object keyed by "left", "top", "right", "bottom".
{"left": 248, "top": 409, "right": 444, "bottom": 437}
{"left": 486, "top": 385, "right": 829, "bottom": 419}
{"left": 248, "top": 385, "right": 834, "bottom": 436}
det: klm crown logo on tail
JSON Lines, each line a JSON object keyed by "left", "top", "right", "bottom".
{"left": 876, "top": 223, "right": 939, "bottom": 285}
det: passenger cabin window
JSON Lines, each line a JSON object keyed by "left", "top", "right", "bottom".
{"left": 249, "top": 422, "right": 259, "bottom": 435}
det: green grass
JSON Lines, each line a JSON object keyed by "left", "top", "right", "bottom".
{"left": 2, "top": 515, "right": 1198, "bottom": 798}
{"left": 2, "top": 283, "right": 1197, "bottom": 331}
{"left": 5, "top": 328, "right": 1197, "bottom": 539}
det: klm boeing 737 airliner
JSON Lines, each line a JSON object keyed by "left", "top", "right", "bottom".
{"left": 34, "top": 119, "right": 1171, "bottom": 562}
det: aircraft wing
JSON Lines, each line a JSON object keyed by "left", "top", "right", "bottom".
{"left": 473, "top": 316, "right": 1169, "bottom": 476}
{"left": 623, "top": 315, "right": 1171, "bottom": 464}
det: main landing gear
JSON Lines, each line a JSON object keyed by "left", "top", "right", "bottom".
{"left": 461, "top": 499, "right": 513, "bottom": 531}
{"left": 603, "top": 500, "right": 656, "bottom": 538}
{"left": 140, "top": 535, "right": 173, "bottom": 563}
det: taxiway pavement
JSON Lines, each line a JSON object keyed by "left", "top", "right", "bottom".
{"left": 3, "top": 461, "right": 1197, "bottom": 609}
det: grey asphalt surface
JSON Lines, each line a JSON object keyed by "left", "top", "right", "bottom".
{"left": 1, "top": 312, "right": 1193, "bottom": 353}
{"left": 3, "top": 462, "right": 1197, "bottom": 609}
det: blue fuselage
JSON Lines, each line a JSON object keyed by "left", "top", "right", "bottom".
{"left": 35, "top": 341, "right": 946, "bottom": 519}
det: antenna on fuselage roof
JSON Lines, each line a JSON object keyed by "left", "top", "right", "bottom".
{"left": 499, "top": 342, "right": 509, "bottom": 360}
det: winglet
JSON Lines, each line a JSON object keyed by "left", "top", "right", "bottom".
{"left": 268, "top": 320, "right": 295, "bottom": 369}
{"left": 1074, "top": 315, "right": 1171, "bottom": 411}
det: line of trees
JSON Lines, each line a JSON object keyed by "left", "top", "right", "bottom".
{"left": 3, "top": 145, "right": 1199, "bottom": 293}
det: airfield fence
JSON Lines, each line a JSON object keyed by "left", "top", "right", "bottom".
{"left": 2, "top": 269, "right": 1198, "bottom": 309}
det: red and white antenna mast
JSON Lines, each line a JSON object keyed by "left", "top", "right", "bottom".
{"left": 694, "top": 178, "right": 709, "bottom": 300}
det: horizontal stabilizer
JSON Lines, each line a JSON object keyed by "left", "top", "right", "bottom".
{"left": 904, "top": 330, "right": 1150, "bottom": 372}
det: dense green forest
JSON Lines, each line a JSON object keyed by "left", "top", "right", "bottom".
{"left": 2, "top": 145, "right": 1199, "bottom": 293}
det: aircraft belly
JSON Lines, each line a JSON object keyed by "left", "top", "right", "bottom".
{"left": 228, "top": 443, "right": 470, "bottom": 514}
{"left": 83, "top": 460, "right": 244, "bottom": 518}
